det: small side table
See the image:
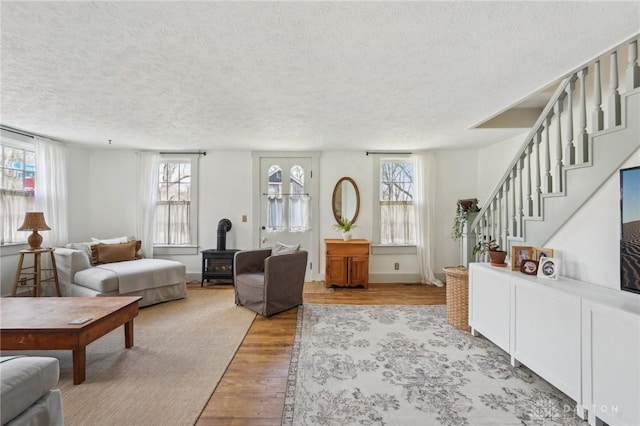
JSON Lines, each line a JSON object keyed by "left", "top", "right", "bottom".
{"left": 12, "top": 248, "right": 62, "bottom": 297}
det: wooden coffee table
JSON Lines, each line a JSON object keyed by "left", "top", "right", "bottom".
{"left": 0, "top": 296, "right": 141, "bottom": 384}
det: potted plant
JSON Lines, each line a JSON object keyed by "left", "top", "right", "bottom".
{"left": 473, "top": 239, "right": 507, "bottom": 267}
{"left": 451, "top": 198, "right": 480, "bottom": 241}
{"left": 333, "top": 218, "right": 356, "bottom": 241}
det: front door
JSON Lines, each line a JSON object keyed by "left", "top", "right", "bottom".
{"left": 258, "top": 156, "right": 315, "bottom": 280}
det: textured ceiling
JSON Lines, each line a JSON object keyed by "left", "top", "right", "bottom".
{"left": 1, "top": 1, "right": 639, "bottom": 151}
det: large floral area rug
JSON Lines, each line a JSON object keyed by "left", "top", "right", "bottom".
{"left": 283, "top": 304, "right": 587, "bottom": 426}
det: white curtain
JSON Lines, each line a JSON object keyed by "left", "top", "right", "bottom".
{"left": 1, "top": 192, "right": 34, "bottom": 244}
{"left": 414, "top": 152, "right": 443, "bottom": 286}
{"left": 34, "top": 137, "right": 68, "bottom": 248}
{"left": 267, "top": 196, "right": 286, "bottom": 231}
{"left": 136, "top": 152, "right": 159, "bottom": 258}
{"left": 34, "top": 137, "right": 69, "bottom": 296}
{"left": 288, "top": 194, "right": 311, "bottom": 232}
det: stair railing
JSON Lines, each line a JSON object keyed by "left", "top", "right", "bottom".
{"left": 467, "top": 36, "right": 639, "bottom": 262}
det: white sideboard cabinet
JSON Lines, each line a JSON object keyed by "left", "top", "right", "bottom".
{"left": 469, "top": 264, "right": 510, "bottom": 353}
{"left": 469, "top": 262, "right": 640, "bottom": 426}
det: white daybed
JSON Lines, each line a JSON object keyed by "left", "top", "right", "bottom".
{"left": 54, "top": 239, "right": 186, "bottom": 307}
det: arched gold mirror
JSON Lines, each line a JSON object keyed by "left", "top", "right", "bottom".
{"left": 332, "top": 177, "right": 360, "bottom": 225}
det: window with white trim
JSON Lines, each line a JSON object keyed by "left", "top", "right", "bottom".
{"left": 154, "top": 155, "right": 198, "bottom": 248}
{"left": 377, "top": 158, "right": 415, "bottom": 245}
{"left": 1, "top": 138, "right": 35, "bottom": 245}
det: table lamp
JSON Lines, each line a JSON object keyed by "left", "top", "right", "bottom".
{"left": 17, "top": 212, "right": 51, "bottom": 250}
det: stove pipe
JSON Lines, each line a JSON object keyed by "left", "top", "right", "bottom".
{"left": 217, "top": 219, "right": 232, "bottom": 251}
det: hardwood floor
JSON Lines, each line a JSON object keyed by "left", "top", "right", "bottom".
{"left": 195, "top": 283, "right": 446, "bottom": 425}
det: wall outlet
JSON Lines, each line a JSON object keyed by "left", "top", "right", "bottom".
{"left": 394, "top": 262, "right": 400, "bottom": 270}
{"left": 242, "top": 215, "right": 247, "bottom": 222}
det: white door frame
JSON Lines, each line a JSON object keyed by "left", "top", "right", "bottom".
{"left": 252, "top": 151, "right": 321, "bottom": 281}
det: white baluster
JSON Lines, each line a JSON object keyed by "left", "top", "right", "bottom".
{"left": 564, "top": 77, "right": 576, "bottom": 166}
{"left": 511, "top": 168, "right": 517, "bottom": 238}
{"left": 534, "top": 129, "right": 542, "bottom": 217}
{"left": 608, "top": 51, "right": 621, "bottom": 127}
{"left": 543, "top": 115, "right": 553, "bottom": 193}
{"left": 576, "top": 68, "right": 589, "bottom": 163}
{"left": 526, "top": 143, "right": 533, "bottom": 217}
{"left": 497, "top": 187, "right": 503, "bottom": 248}
{"left": 626, "top": 40, "right": 639, "bottom": 90}
{"left": 504, "top": 176, "right": 511, "bottom": 241}
{"left": 592, "top": 60, "right": 604, "bottom": 132}
{"left": 554, "top": 101, "right": 564, "bottom": 193}
{"left": 491, "top": 198, "right": 498, "bottom": 242}
{"left": 517, "top": 156, "right": 525, "bottom": 238}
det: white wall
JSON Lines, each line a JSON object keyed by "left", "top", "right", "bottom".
{"left": 476, "top": 131, "right": 527, "bottom": 203}
{"left": 547, "top": 148, "right": 640, "bottom": 289}
{"left": 3, "top": 139, "right": 632, "bottom": 294}
{"left": 433, "top": 150, "right": 479, "bottom": 278}
{"left": 83, "top": 149, "right": 255, "bottom": 277}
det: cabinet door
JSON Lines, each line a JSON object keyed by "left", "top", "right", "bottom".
{"left": 513, "top": 278, "right": 581, "bottom": 401}
{"left": 582, "top": 301, "right": 640, "bottom": 426}
{"left": 326, "top": 256, "right": 347, "bottom": 285}
{"left": 469, "top": 264, "right": 510, "bottom": 353}
{"left": 349, "top": 256, "right": 369, "bottom": 288}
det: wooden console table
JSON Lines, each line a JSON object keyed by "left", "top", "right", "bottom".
{"left": 325, "top": 239, "right": 370, "bottom": 288}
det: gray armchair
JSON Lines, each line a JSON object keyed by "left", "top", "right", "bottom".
{"left": 233, "top": 248, "right": 308, "bottom": 317}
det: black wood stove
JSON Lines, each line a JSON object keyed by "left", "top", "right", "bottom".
{"left": 201, "top": 219, "right": 239, "bottom": 286}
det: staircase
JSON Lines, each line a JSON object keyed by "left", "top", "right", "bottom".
{"left": 465, "top": 35, "right": 640, "bottom": 262}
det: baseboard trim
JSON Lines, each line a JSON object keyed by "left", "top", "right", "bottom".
{"left": 369, "top": 273, "right": 421, "bottom": 283}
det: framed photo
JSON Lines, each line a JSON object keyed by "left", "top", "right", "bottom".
{"left": 620, "top": 166, "right": 640, "bottom": 294}
{"left": 520, "top": 259, "right": 539, "bottom": 275}
{"left": 511, "top": 246, "right": 534, "bottom": 271}
{"left": 533, "top": 247, "right": 554, "bottom": 262}
{"left": 537, "top": 257, "right": 559, "bottom": 280}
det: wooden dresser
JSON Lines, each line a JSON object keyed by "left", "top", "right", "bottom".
{"left": 324, "top": 239, "right": 370, "bottom": 289}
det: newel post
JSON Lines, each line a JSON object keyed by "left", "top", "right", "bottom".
{"left": 461, "top": 212, "right": 477, "bottom": 266}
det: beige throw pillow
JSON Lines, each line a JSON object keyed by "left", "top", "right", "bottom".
{"left": 91, "top": 240, "right": 141, "bottom": 264}
{"left": 271, "top": 241, "right": 301, "bottom": 256}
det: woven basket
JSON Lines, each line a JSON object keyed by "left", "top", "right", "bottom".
{"left": 443, "top": 265, "right": 471, "bottom": 332}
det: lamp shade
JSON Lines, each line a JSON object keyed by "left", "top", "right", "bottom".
{"left": 18, "top": 212, "right": 51, "bottom": 231}
{"left": 17, "top": 212, "right": 51, "bottom": 250}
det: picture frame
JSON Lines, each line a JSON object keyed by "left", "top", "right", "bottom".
{"left": 533, "top": 247, "right": 554, "bottom": 262}
{"left": 537, "top": 257, "right": 559, "bottom": 280}
{"left": 511, "top": 246, "right": 534, "bottom": 271}
{"left": 620, "top": 166, "right": 640, "bottom": 294}
{"left": 520, "top": 259, "right": 539, "bottom": 275}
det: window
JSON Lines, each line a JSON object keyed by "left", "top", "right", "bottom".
{"left": 154, "top": 156, "right": 198, "bottom": 249}
{"left": 1, "top": 140, "right": 36, "bottom": 245}
{"left": 378, "top": 158, "right": 415, "bottom": 245}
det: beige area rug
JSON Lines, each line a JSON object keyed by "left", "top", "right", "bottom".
{"left": 284, "top": 304, "right": 587, "bottom": 426}
{"left": 2, "top": 288, "right": 256, "bottom": 426}
{"left": 303, "top": 281, "right": 334, "bottom": 294}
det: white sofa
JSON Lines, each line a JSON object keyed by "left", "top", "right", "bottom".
{"left": 0, "top": 356, "right": 63, "bottom": 426}
{"left": 54, "top": 239, "right": 187, "bottom": 307}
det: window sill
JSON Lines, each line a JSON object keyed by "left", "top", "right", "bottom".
{"left": 153, "top": 245, "right": 200, "bottom": 256}
{"left": 0, "top": 243, "right": 29, "bottom": 257}
{"left": 371, "top": 245, "right": 417, "bottom": 255}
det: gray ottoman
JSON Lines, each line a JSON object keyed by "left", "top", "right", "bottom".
{"left": 0, "top": 356, "right": 63, "bottom": 426}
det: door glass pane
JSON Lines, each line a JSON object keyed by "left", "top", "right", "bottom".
{"left": 267, "top": 165, "right": 285, "bottom": 231}
{"left": 289, "top": 165, "right": 310, "bottom": 232}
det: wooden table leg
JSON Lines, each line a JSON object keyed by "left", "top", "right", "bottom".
{"left": 49, "top": 251, "right": 62, "bottom": 296}
{"left": 11, "top": 253, "right": 25, "bottom": 296}
{"left": 124, "top": 319, "right": 134, "bottom": 348}
{"left": 72, "top": 346, "right": 86, "bottom": 385}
